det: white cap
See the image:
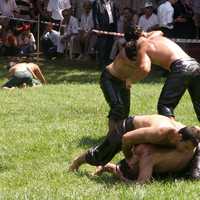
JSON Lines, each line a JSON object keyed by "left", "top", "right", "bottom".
{"left": 144, "top": 1, "right": 153, "bottom": 8}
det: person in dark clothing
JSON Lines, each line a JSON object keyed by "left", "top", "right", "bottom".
{"left": 173, "top": 0, "right": 196, "bottom": 39}
{"left": 92, "top": 0, "right": 118, "bottom": 70}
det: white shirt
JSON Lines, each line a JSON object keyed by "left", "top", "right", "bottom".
{"left": 104, "top": 0, "right": 114, "bottom": 24}
{"left": 63, "top": 16, "right": 79, "bottom": 36}
{"left": 138, "top": 13, "right": 158, "bottom": 32}
{"left": 157, "top": 1, "right": 174, "bottom": 29}
{"left": 0, "top": 0, "right": 18, "bottom": 17}
{"left": 44, "top": 30, "right": 60, "bottom": 46}
{"left": 47, "top": 0, "right": 71, "bottom": 21}
{"left": 80, "top": 11, "right": 94, "bottom": 32}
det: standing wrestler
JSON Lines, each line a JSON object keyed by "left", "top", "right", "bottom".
{"left": 121, "top": 31, "right": 200, "bottom": 121}
{"left": 100, "top": 29, "right": 163, "bottom": 132}
{"left": 69, "top": 114, "right": 200, "bottom": 179}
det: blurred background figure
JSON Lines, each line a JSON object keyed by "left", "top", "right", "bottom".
{"left": 138, "top": 1, "right": 159, "bottom": 32}
{"left": 77, "top": 0, "right": 96, "bottom": 61}
{"left": 173, "top": 0, "right": 195, "bottom": 39}
{"left": 92, "top": 0, "right": 118, "bottom": 70}
{"left": 192, "top": 0, "right": 200, "bottom": 38}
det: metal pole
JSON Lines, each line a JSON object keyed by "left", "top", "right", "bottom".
{"left": 37, "top": 14, "right": 40, "bottom": 62}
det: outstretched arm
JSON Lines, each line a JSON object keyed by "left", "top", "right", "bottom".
{"left": 29, "top": 66, "right": 47, "bottom": 84}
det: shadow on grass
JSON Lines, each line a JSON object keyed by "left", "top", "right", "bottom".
{"left": 0, "top": 57, "right": 167, "bottom": 85}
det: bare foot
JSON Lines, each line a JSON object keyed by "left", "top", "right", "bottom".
{"left": 68, "top": 153, "right": 87, "bottom": 172}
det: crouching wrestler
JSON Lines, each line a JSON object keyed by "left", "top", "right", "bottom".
{"left": 2, "top": 60, "right": 47, "bottom": 89}
{"left": 69, "top": 114, "right": 200, "bottom": 180}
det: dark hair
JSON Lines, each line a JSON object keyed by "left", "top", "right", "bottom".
{"left": 124, "top": 27, "right": 138, "bottom": 42}
{"left": 178, "top": 126, "right": 200, "bottom": 146}
{"left": 117, "top": 159, "right": 137, "bottom": 180}
{"left": 124, "top": 40, "right": 137, "bottom": 60}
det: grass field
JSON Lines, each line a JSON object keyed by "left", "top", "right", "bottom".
{"left": 0, "top": 58, "right": 199, "bottom": 200}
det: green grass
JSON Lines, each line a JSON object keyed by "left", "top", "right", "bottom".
{"left": 0, "top": 58, "right": 199, "bottom": 199}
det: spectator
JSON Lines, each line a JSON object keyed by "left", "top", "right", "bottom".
{"left": 138, "top": 1, "right": 159, "bottom": 32}
{"left": 192, "top": 0, "right": 200, "bottom": 38}
{"left": 157, "top": 0, "right": 177, "bottom": 38}
{"left": 2, "top": 60, "right": 46, "bottom": 89}
{"left": 173, "top": 0, "right": 195, "bottom": 38}
{"left": 15, "top": 0, "right": 34, "bottom": 19}
{"left": 0, "top": 0, "right": 18, "bottom": 17}
{"left": 47, "top": 0, "right": 71, "bottom": 25}
{"left": 1, "top": 29, "right": 18, "bottom": 56}
{"left": 92, "top": 0, "right": 118, "bottom": 70}
{"left": 110, "top": 7, "right": 137, "bottom": 60}
{"left": 17, "top": 24, "right": 36, "bottom": 56}
{"left": 42, "top": 22, "right": 60, "bottom": 59}
{"left": 77, "top": 0, "right": 96, "bottom": 60}
{"left": 57, "top": 8, "right": 79, "bottom": 59}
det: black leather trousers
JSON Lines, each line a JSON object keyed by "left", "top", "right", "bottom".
{"left": 100, "top": 69, "right": 130, "bottom": 121}
{"left": 157, "top": 58, "right": 200, "bottom": 121}
{"left": 85, "top": 117, "right": 134, "bottom": 166}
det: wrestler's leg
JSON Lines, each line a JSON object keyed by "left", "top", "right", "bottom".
{"left": 157, "top": 73, "right": 187, "bottom": 118}
{"left": 100, "top": 74, "right": 128, "bottom": 133}
{"left": 188, "top": 75, "right": 200, "bottom": 121}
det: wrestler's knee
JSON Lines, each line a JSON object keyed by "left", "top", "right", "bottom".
{"left": 157, "top": 103, "right": 174, "bottom": 118}
{"left": 110, "top": 103, "right": 128, "bottom": 120}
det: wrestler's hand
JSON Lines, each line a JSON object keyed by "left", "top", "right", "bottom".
{"left": 92, "top": 166, "right": 104, "bottom": 176}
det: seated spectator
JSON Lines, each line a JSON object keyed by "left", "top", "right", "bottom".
{"left": 41, "top": 22, "right": 60, "bottom": 59}
{"left": 1, "top": 29, "right": 18, "bottom": 56}
{"left": 57, "top": 8, "right": 79, "bottom": 59}
{"left": 110, "top": 7, "right": 137, "bottom": 60}
{"left": 77, "top": 0, "right": 96, "bottom": 60}
{"left": 2, "top": 59, "right": 46, "bottom": 89}
{"left": 173, "top": 0, "right": 196, "bottom": 38}
{"left": 138, "top": 2, "right": 159, "bottom": 32}
{"left": 157, "top": 0, "right": 176, "bottom": 38}
{"left": 17, "top": 24, "right": 36, "bottom": 56}
{"left": 192, "top": 0, "right": 200, "bottom": 38}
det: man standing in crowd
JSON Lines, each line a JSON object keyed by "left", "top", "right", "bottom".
{"left": 157, "top": 0, "right": 177, "bottom": 38}
{"left": 92, "top": 0, "right": 118, "bottom": 70}
{"left": 192, "top": 0, "right": 200, "bottom": 38}
{"left": 47, "top": 0, "right": 71, "bottom": 25}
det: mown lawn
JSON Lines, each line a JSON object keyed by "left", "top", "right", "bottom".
{"left": 0, "top": 58, "right": 199, "bottom": 200}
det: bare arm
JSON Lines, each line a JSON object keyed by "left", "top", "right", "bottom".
{"left": 137, "top": 155, "right": 153, "bottom": 184}
{"left": 29, "top": 65, "right": 47, "bottom": 84}
{"left": 122, "top": 127, "right": 178, "bottom": 159}
{"left": 129, "top": 45, "right": 151, "bottom": 84}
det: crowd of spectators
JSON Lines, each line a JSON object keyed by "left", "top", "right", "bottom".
{"left": 0, "top": 0, "right": 200, "bottom": 68}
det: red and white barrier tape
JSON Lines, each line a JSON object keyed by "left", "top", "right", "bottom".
{"left": 0, "top": 16, "right": 200, "bottom": 44}
{"left": 92, "top": 29, "right": 200, "bottom": 44}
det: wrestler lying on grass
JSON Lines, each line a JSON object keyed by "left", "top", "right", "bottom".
{"left": 69, "top": 114, "right": 200, "bottom": 183}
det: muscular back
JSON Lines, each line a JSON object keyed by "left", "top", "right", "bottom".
{"left": 141, "top": 36, "right": 190, "bottom": 70}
